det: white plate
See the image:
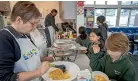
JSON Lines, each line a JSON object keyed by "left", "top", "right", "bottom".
{"left": 92, "top": 71, "right": 110, "bottom": 81}
{"left": 55, "top": 41, "right": 65, "bottom": 44}
{"left": 55, "top": 53, "right": 71, "bottom": 56}
{"left": 55, "top": 39, "right": 72, "bottom": 43}
{"left": 42, "top": 61, "right": 80, "bottom": 81}
{"left": 69, "top": 44, "right": 76, "bottom": 49}
{"left": 79, "top": 47, "right": 87, "bottom": 50}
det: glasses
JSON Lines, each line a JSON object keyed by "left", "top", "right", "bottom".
{"left": 28, "top": 21, "right": 39, "bottom": 27}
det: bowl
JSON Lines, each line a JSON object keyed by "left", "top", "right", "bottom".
{"left": 92, "top": 71, "right": 110, "bottom": 81}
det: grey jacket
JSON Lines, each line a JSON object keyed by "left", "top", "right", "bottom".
{"left": 44, "top": 13, "right": 59, "bottom": 31}
{"left": 98, "top": 25, "right": 108, "bottom": 42}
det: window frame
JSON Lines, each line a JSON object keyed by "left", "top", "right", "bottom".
{"left": 84, "top": 1, "right": 138, "bottom": 27}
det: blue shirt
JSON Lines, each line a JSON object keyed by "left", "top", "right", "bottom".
{"left": 0, "top": 26, "right": 23, "bottom": 81}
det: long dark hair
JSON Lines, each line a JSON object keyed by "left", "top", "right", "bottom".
{"left": 97, "top": 16, "right": 108, "bottom": 29}
{"left": 91, "top": 28, "right": 101, "bottom": 37}
{"left": 91, "top": 29, "right": 105, "bottom": 50}
{"left": 79, "top": 26, "right": 87, "bottom": 40}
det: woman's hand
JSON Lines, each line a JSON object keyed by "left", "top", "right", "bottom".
{"left": 92, "top": 45, "right": 100, "bottom": 54}
{"left": 38, "top": 61, "right": 50, "bottom": 76}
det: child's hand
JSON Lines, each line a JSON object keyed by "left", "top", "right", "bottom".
{"left": 92, "top": 45, "right": 100, "bottom": 54}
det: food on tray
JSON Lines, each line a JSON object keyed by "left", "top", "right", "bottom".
{"left": 94, "top": 74, "right": 107, "bottom": 81}
{"left": 49, "top": 68, "right": 71, "bottom": 80}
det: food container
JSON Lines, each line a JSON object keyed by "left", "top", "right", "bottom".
{"left": 92, "top": 71, "right": 110, "bottom": 81}
{"left": 77, "top": 69, "right": 91, "bottom": 81}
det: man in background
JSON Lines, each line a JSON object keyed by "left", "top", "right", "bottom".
{"left": 44, "top": 9, "right": 59, "bottom": 47}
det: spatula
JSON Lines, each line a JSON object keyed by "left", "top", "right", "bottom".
{"left": 49, "top": 64, "right": 66, "bottom": 72}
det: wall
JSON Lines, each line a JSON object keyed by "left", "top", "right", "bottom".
{"left": 9, "top": 1, "right": 64, "bottom": 25}
{"left": 63, "top": 1, "right": 77, "bottom": 19}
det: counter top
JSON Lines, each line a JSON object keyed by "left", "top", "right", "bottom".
{"left": 73, "top": 54, "right": 91, "bottom": 81}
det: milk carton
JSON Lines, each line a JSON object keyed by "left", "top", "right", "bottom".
{"left": 77, "top": 69, "right": 92, "bottom": 81}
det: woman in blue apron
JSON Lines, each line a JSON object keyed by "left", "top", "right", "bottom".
{"left": 0, "top": 1, "right": 49, "bottom": 81}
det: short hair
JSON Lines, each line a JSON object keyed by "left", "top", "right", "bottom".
{"left": 11, "top": 1, "right": 41, "bottom": 23}
{"left": 105, "top": 33, "right": 129, "bottom": 53}
{"left": 51, "top": 9, "right": 58, "bottom": 13}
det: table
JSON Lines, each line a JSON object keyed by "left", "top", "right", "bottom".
{"left": 74, "top": 54, "right": 91, "bottom": 71}
{"left": 46, "top": 39, "right": 91, "bottom": 81}
{"left": 73, "top": 54, "right": 92, "bottom": 81}
{"left": 48, "top": 39, "right": 86, "bottom": 62}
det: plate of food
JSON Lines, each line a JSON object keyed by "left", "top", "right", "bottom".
{"left": 79, "top": 47, "right": 87, "bottom": 50}
{"left": 92, "top": 71, "right": 110, "bottom": 81}
{"left": 42, "top": 61, "right": 80, "bottom": 81}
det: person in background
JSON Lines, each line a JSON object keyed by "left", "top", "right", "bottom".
{"left": 29, "top": 28, "right": 54, "bottom": 62}
{"left": 0, "top": 1, "right": 49, "bottom": 81}
{"left": 62, "top": 22, "right": 76, "bottom": 33}
{"left": 88, "top": 33, "right": 135, "bottom": 81}
{"left": 85, "top": 28, "right": 105, "bottom": 59}
{"left": 44, "top": 9, "right": 59, "bottom": 47}
{"left": 89, "top": 29, "right": 105, "bottom": 52}
{"left": 75, "top": 26, "right": 90, "bottom": 47}
{"left": 97, "top": 15, "right": 108, "bottom": 42}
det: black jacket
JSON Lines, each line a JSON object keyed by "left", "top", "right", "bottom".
{"left": 0, "top": 26, "right": 22, "bottom": 81}
{"left": 44, "top": 13, "right": 59, "bottom": 31}
{"left": 98, "top": 25, "right": 108, "bottom": 42}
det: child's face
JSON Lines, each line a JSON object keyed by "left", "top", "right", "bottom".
{"left": 89, "top": 32, "right": 100, "bottom": 42}
{"left": 107, "top": 50, "right": 122, "bottom": 59}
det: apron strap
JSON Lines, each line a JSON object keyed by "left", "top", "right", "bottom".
{"left": 1, "top": 28, "right": 17, "bottom": 39}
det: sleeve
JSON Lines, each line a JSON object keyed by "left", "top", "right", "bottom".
{"left": 0, "top": 34, "right": 18, "bottom": 81}
{"left": 48, "top": 16, "right": 59, "bottom": 31}
{"left": 90, "top": 52, "right": 106, "bottom": 71}
{"left": 87, "top": 43, "right": 106, "bottom": 71}
{"left": 121, "top": 66, "right": 135, "bottom": 81}
{"left": 98, "top": 26, "right": 106, "bottom": 42}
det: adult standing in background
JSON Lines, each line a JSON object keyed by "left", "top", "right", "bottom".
{"left": 97, "top": 15, "right": 108, "bottom": 42}
{"left": 44, "top": 9, "right": 59, "bottom": 47}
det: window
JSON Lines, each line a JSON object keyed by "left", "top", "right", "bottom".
{"left": 106, "top": 9, "right": 117, "bottom": 27}
{"left": 107, "top": 1, "right": 118, "bottom": 5}
{"left": 94, "top": 9, "right": 105, "bottom": 26}
{"left": 84, "top": 1, "right": 94, "bottom": 5}
{"left": 119, "top": 9, "right": 130, "bottom": 26}
{"left": 129, "top": 9, "right": 138, "bottom": 26}
{"left": 95, "top": 1, "right": 105, "bottom": 5}
{"left": 122, "top": 1, "right": 131, "bottom": 5}
{"left": 83, "top": 1, "right": 138, "bottom": 27}
{"left": 132, "top": 1, "right": 138, "bottom": 5}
